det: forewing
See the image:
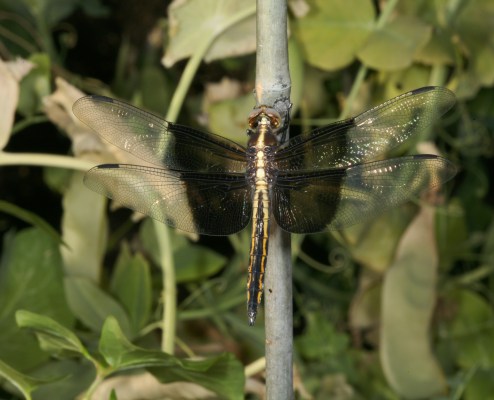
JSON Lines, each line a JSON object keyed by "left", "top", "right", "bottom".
{"left": 84, "top": 164, "right": 251, "bottom": 235}
{"left": 273, "top": 155, "right": 456, "bottom": 233}
{"left": 275, "top": 86, "right": 456, "bottom": 170}
{"left": 73, "top": 95, "right": 247, "bottom": 173}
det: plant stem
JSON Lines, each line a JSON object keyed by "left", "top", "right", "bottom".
{"left": 155, "top": 221, "right": 176, "bottom": 354}
{"left": 0, "top": 152, "right": 94, "bottom": 171}
{"left": 255, "top": 0, "right": 293, "bottom": 399}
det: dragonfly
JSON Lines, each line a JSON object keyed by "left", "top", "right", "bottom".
{"left": 73, "top": 86, "right": 456, "bottom": 326}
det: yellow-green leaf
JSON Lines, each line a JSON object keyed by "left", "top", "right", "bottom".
{"left": 380, "top": 207, "right": 447, "bottom": 399}
{"left": 294, "top": 0, "right": 375, "bottom": 71}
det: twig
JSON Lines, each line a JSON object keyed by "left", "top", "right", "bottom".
{"left": 255, "top": 0, "right": 293, "bottom": 399}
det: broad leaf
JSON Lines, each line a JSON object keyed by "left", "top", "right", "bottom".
{"left": 0, "top": 228, "right": 73, "bottom": 370}
{"left": 294, "top": 0, "right": 375, "bottom": 71}
{"left": 380, "top": 207, "right": 447, "bottom": 398}
{"left": 60, "top": 172, "right": 107, "bottom": 282}
{"left": 163, "top": 0, "right": 256, "bottom": 66}
{"left": 440, "top": 289, "right": 494, "bottom": 369}
{"left": 99, "top": 317, "right": 245, "bottom": 399}
{"left": 16, "top": 310, "right": 88, "bottom": 358}
{"left": 0, "top": 58, "right": 32, "bottom": 149}
{"left": 17, "top": 53, "right": 50, "bottom": 117}
{"left": 0, "top": 200, "right": 62, "bottom": 244}
{"left": 358, "top": 16, "right": 431, "bottom": 71}
{"left": 0, "top": 358, "right": 51, "bottom": 400}
{"left": 175, "top": 245, "right": 227, "bottom": 283}
{"left": 110, "top": 245, "right": 152, "bottom": 336}
{"left": 64, "top": 276, "right": 131, "bottom": 337}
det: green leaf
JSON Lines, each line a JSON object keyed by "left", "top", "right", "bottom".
{"left": 0, "top": 200, "right": 63, "bottom": 245}
{"left": 17, "top": 53, "right": 51, "bottom": 117}
{"left": 64, "top": 276, "right": 131, "bottom": 337}
{"left": 379, "top": 65, "right": 432, "bottom": 99}
{"left": 482, "top": 218, "right": 494, "bottom": 265}
{"left": 0, "top": 228, "right": 74, "bottom": 371}
{"left": 349, "top": 279, "right": 381, "bottom": 330}
{"left": 163, "top": 0, "right": 256, "bottom": 66}
{"left": 441, "top": 289, "right": 494, "bottom": 369}
{"left": 414, "top": 30, "right": 456, "bottom": 66}
{"left": 341, "top": 205, "right": 416, "bottom": 273}
{"left": 294, "top": 0, "right": 375, "bottom": 71}
{"left": 99, "top": 317, "right": 244, "bottom": 399}
{"left": 288, "top": 38, "right": 305, "bottom": 115}
{"left": 359, "top": 16, "right": 431, "bottom": 71}
{"left": 207, "top": 93, "right": 255, "bottom": 143}
{"left": 110, "top": 245, "right": 152, "bottom": 336}
{"left": 295, "top": 312, "right": 349, "bottom": 361}
{"left": 436, "top": 199, "right": 468, "bottom": 270}
{"left": 99, "top": 317, "right": 175, "bottom": 370}
{"left": 451, "top": 0, "right": 494, "bottom": 97}
{"left": 358, "top": 15, "right": 432, "bottom": 71}
{"left": 139, "top": 217, "right": 189, "bottom": 267}
{"left": 31, "top": 360, "right": 95, "bottom": 400}
{"left": 60, "top": 172, "right": 107, "bottom": 281}
{"left": 16, "top": 310, "right": 88, "bottom": 358}
{"left": 175, "top": 245, "right": 227, "bottom": 283}
{"left": 17, "top": 0, "right": 108, "bottom": 28}
{"left": 380, "top": 207, "right": 447, "bottom": 398}
{"left": 139, "top": 64, "right": 173, "bottom": 116}
{"left": 0, "top": 358, "right": 49, "bottom": 400}
{"left": 151, "top": 353, "right": 245, "bottom": 400}
{"left": 465, "top": 368, "right": 494, "bottom": 400}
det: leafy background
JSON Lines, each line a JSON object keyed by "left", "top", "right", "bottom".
{"left": 0, "top": 0, "right": 493, "bottom": 399}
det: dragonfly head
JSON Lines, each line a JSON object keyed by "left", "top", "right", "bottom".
{"left": 248, "top": 106, "right": 282, "bottom": 130}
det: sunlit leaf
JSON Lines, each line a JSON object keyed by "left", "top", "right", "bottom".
{"left": 60, "top": 172, "right": 107, "bottom": 281}
{"left": 294, "top": 0, "right": 375, "bottom": 71}
{"left": 349, "top": 278, "right": 381, "bottom": 331}
{"left": 0, "top": 58, "right": 32, "bottom": 149}
{"left": 414, "top": 31, "right": 456, "bottom": 66}
{"left": 380, "top": 207, "right": 447, "bottom": 398}
{"left": 341, "top": 206, "right": 416, "bottom": 273}
{"left": 163, "top": 0, "right": 256, "bottom": 66}
{"left": 358, "top": 16, "right": 431, "bottom": 71}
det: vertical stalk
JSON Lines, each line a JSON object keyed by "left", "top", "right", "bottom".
{"left": 255, "top": 1, "right": 293, "bottom": 399}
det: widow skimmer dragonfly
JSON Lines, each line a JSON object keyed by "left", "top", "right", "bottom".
{"left": 73, "top": 86, "right": 456, "bottom": 326}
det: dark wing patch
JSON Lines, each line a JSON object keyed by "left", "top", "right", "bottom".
{"left": 273, "top": 155, "right": 456, "bottom": 233}
{"left": 84, "top": 164, "right": 251, "bottom": 235}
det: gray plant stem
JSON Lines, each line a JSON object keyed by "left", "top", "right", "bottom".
{"left": 255, "top": 0, "right": 293, "bottom": 399}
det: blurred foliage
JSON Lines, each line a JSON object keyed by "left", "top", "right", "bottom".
{"left": 0, "top": 0, "right": 493, "bottom": 399}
